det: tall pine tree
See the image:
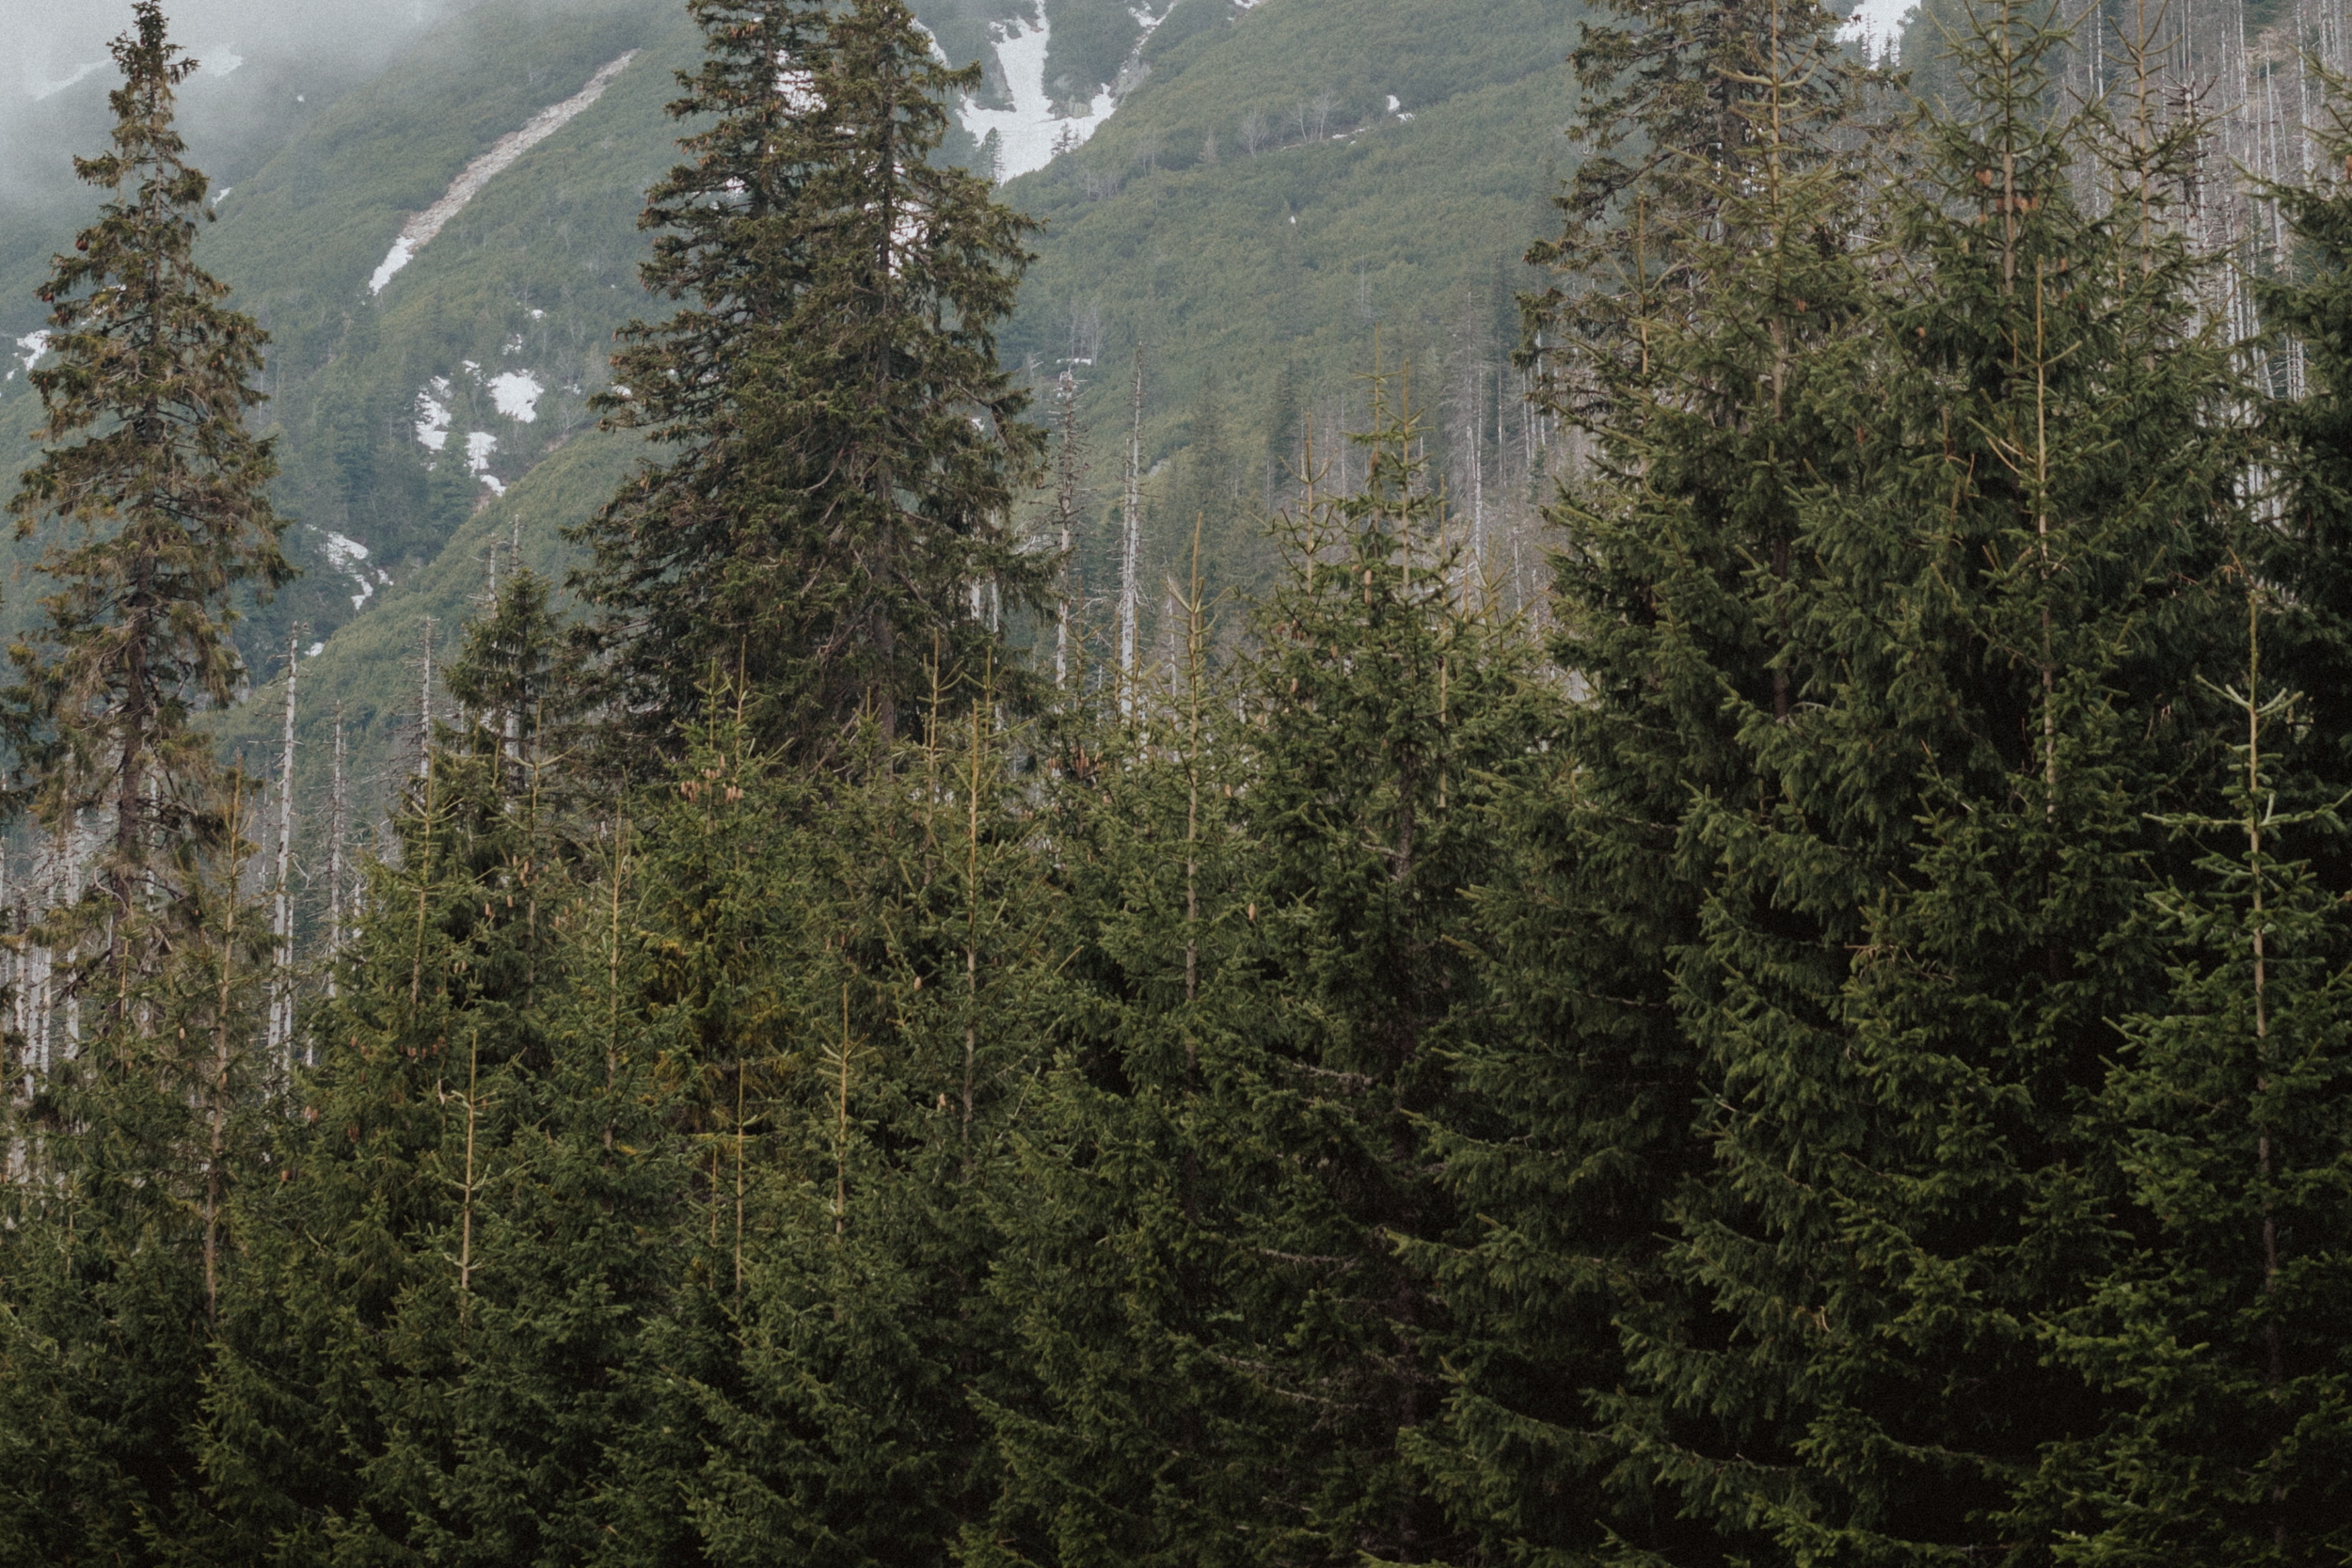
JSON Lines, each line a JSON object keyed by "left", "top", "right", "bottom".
{"left": 1420, "top": 0, "right": 1877, "bottom": 1555}
{"left": 580, "top": 0, "right": 1043, "bottom": 762}
{"left": 0, "top": 8, "right": 287, "bottom": 1560}
{"left": 1610, "top": 1, "right": 2245, "bottom": 1557}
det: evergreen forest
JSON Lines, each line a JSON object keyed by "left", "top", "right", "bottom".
{"left": 8, "top": 0, "right": 2352, "bottom": 1563}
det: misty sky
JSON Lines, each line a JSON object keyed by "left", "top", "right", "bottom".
{"left": 6, "top": 0, "right": 454, "bottom": 103}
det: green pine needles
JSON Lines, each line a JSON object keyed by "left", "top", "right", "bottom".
{"left": 5, "top": 0, "right": 289, "bottom": 990}
{"left": 10, "top": 0, "right": 2352, "bottom": 1564}
{"left": 580, "top": 0, "right": 1044, "bottom": 766}
{"left": 0, "top": 8, "right": 287, "bottom": 1563}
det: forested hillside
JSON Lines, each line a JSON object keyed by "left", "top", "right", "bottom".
{"left": 994, "top": 0, "right": 1577, "bottom": 603}
{"left": 0, "top": 0, "right": 702, "bottom": 796}
{"left": 7, "top": 0, "right": 2352, "bottom": 1561}
{"left": 6, "top": 0, "right": 1576, "bottom": 830}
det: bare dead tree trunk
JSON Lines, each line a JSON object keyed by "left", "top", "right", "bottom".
{"left": 326, "top": 705, "right": 346, "bottom": 1006}
{"left": 269, "top": 633, "right": 298, "bottom": 1066}
{"left": 417, "top": 616, "right": 436, "bottom": 780}
{"left": 1120, "top": 346, "right": 1145, "bottom": 720}
{"left": 203, "top": 772, "right": 246, "bottom": 1323}
{"left": 1054, "top": 368, "right": 1084, "bottom": 689}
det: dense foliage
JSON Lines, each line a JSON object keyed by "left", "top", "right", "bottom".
{"left": 580, "top": 0, "right": 1045, "bottom": 761}
{"left": 7, "top": 1, "right": 2352, "bottom": 1566}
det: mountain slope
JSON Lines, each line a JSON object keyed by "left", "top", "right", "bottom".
{"left": 994, "top": 0, "right": 1577, "bottom": 608}
{"left": 7, "top": 0, "right": 1583, "bottom": 847}
{"left": 1, "top": 0, "right": 686, "bottom": 647}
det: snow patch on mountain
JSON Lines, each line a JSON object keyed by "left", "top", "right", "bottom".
{"left": 368, "top": 240, "right": 416, "bottom": 295}
{"left": 466, "top": 431, "right": 503, "bottom": 493}
{"left": 322, "top": 531, "right": 374, "bottom": 610}
{"left": 414, "top": 380, "right": 453, "bottom": 451}
{"left": 7, "top": 330, "right": 51, "bottom": 383}
{"left": 369, "top": 49, "right": 640, "bottom": 295}
{"left": 957, "top": 10, "right": 1134, "bottom": 181}
{"left": 487, "top": 371, "right": 542, "bottom": 420}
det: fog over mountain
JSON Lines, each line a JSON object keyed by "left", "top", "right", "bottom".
{"left": 8, "top": 0, "right": 451, "bottom": 95}
{"left": 0, "top": 0, "right": 1588, "bottom": 809}
{"left": 0, "top": 0, "right": 545, "bottom": 200}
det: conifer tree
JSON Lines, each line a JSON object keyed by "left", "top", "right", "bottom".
{"left": 974, "top": 552, "right": 1269, "bottom": 1568}
{"left": 580, "top": 0, "right": 1044, "bottom": 760}
{"left": 2025, "top": 583, "right": 2352, "bottom": 1562}
{"left": 2000, "top": 96, "right": 2352, "bottom": 1566}
{"left": 203, "top": 571, "right": 687, "bottom": 1565}
{"left": 982, "top": 383, "right": 1551, "bottom": 1565}
{"left": 1604, "top": 1, "right": 2246, "bottom": 1557}
{"left": 1418, "top": 0, "right": 1876, "bottom": 1554}
{"left": 1226, "top": 387, "right": 1550, "bottom": 1561}
{"left": 0, "top": 8, "right": 286, "bottom": 1560}
{"left": 575, "top": 0, "right": 823, "bottom": 752}
{"left": 445, "top": 562, "right": 584, "bottom": 810}
{"left": 2, "top": 0, "right": 290, "bottom": 989}
{"left": 677, "top": 661, "right": 1061, "bottom": 1567}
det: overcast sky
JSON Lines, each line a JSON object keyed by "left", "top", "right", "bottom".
{"left": 5, "top": 0, "right": 454, "bottom": 104}
{"left": 0, "top": 0, "right": 486, "bottom": 205}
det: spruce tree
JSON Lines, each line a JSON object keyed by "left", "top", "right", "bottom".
{"left": 974, "top": 557, "right": 1270, "bottom": 1568}
{"left": 2000, "top": 95, "right": 2352, "bottom": 1566}
{"left": 1418, "top": 0, "right": 1876, "bottom": 1554}
{"left": 580, "top": 0, "right": 1044, "bottom": 760}
{"left": 677, "top": 663, "right": 1061, "bottom": 1567}
{"left": 982, "top": 382, "right": 1552, "bottom": 1565}
{"left": 1224, "top": 386, "right": 1550, "bottom": 1561}
{"left": 575, "top": 0, "right": 823, "bottom": 754}
{"left": 1608, "top": 1, "right": 2246, "bottom": 1557}
{"left": 203, "top": 571, "right": 688, "bottom": 1565}
{"left": 3, "top": 0, "right": 290, "bottom": 985}
{"left": 0, "top": 8, "right": 286, "bottom": 1560}
{"left": 2025, "top": 584, "right": 2352, "bottom": 1562}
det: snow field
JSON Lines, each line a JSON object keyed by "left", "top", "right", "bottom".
{"left": 321, "top": 531, "right": 378, "bottom": 610}
{"left": 6, "top": 330, "right": 51, "bottom": 384}
{"left": 414, "top": 380, "right": 453, "bottom": 451}
{"left": 487, "top": 371, "right": 542, "bottom": 421}
{"left": 956, "top": 8, "right": 1130, "bottom": 181}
